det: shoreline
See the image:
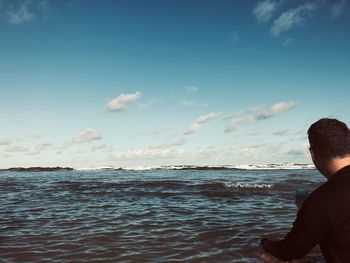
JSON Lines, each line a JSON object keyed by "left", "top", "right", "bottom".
{"left": 0, "top": 164, "right": 315, "bottom": 172}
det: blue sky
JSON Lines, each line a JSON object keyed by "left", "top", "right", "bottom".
{"left": 0, "top": 0, "right": 349, "bottom": 168}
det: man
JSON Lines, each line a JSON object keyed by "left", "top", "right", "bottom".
{"left": 261, "top": 118, "right": 350, "bottom": 262}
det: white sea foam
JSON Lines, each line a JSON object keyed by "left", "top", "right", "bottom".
{"left": 122, "top": 166, "right": 163, "bottom": 171}
{"left": 76, "top": 166, "right": 115, "bottom": 171}
{"left": 75, "top": 163, "right": 315, "bottom": 171}
{"left": 233, "top": 163, "right": 315, "bottom": 170}
{"left": 224, "top": 182, "right": 273, "bottom": 189}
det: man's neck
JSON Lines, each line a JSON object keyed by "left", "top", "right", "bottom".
{"left": 327, "top": 156, "right": 350, "bottom": 178}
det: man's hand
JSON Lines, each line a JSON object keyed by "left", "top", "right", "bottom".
{"left": 257, "top": 249, "right": 313, "bottom": 263}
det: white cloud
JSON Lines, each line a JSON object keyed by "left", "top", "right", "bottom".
{"left": 5, "top": 146, "right": 30, "bottom": 152}
{"left": 286, "top": 143, "right": 309, "bottom": 157}
{"left": 253, "top": 0, "right": 280, "bottom": 23}
{"left": 230, "top": 32, "right": 240, "bottom": 42}
{"left": 185, "top": 112, "right": 222, "bottom": 135}
{"left": 195, "top": 146, "right": 225, "bottom": 163}
{"left": 0, "top": 141, "right": 53, "bottom": 158}
{"left": 28, "top": 134, "right": 44, "bottom": 139}
{"left": 57, "top": 142, "right": 71, "bottom": 150}
{"left": 174, "top": 138, "right": 187, "bottom": 146}
{"left": 5, "top": 1, "right": 34, "bottom": 25}
{"left": 138, "top": 127, "right": 175, "bottom": 138}
{"left": 330, "top": 0, "right": 347, "bottom": 19}
{"left": 105, "top": 92, "right": 141, "bottom": 112}
{"left": 59, "top": 128, "right": 102, "bottom": 150}
{"left": 112, "top": 147, "right": 186, "bottom": 161}
{"left": 1, "top": 0, "right": 51, "bottom": 25}
{"left": 149, "top": 127, "right": 173, "bottom": 136}
{"left": 181, "top": 100, "right": 209, "bottom": 108}
{"left": 184, "top": 86, "right": 199, "bottom": 93}
{"left": 286, "top": 149, "right": 306, "bottom": 156}
{"left": 139, "top": 98, "right": 156, "bottom": 109}
{"left": 37, "top": 0, "right": 50, "bottom": 16}
{"left": 270, "top": 2, "right": 318, "bottom": 36}
{"left": 225, "top": 101, "right": 298, "bottom": 132}
{"left": 150, "top": 138, "right": 187, "bottom": 150}
{"left": 0, "top": 138, "right": 12, "bottom": 146}
{"left": 229, "top": 142, "right": 307, "bottom": 165}
{"left": 261, "top": 101, "right": 298, "bottom": 118}
{"left": 273, "top": 129, "right": 289, "bottom": 136}
{"left": 241, "top": 144, "right": 267, "bottom": 157}
{"left": 35, "top": 142, "right": 53, "bottom": 151}
{"left": 110, "top": 138, "right": 186, "bottom": 163}
{"left": 72, "top": 128, "right": 103, "bottom": 143}
{"left": 283, "top": 37, "right": 295, "bottom": 47}
{"left": 91, "top": 144, "right": 113, "bottom": 152}
{"left": 238, "top": 143, "right": 290, "bottom": 163}
{"left": 181, "top": 100, "right": 197, "bottom": 108}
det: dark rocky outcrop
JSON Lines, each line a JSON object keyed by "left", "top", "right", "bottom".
{"left": 5, "top": 167, "right": 74, "bottom": 172}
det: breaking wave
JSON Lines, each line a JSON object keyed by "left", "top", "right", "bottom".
{"left": 76, "top": 163, "right": 315, "bottom": 171}
{"left": 224, "top": 182, "right": 273, "bottom": 189}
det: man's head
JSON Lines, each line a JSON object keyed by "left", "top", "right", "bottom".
{"left": 308, "top": 118, "right": 350, "bottom": 177}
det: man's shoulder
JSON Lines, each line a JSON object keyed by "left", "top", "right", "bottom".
{"left": 307, "top": 176, "right": 350, "bottom": 209}
{"left": 302, "top": 182, "right": 335, "bottom": 211}
{"left": 308, "top": 182, "right": 330, "bottom": 201}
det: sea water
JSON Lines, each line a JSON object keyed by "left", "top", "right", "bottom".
{"left": 0, "top": 168, "right": 326, "bottom": 262}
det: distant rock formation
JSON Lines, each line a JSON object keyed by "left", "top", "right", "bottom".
{"left": 5, "top": 167, "right": 74, "bottom": 172}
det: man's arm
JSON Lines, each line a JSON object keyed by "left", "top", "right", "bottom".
{"left": 261, "top": 194, "right": 330, "bottom": 261}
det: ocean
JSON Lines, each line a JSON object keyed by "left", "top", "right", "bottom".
{"left": 0, "top": 167, "right": 326, "bottom": 262}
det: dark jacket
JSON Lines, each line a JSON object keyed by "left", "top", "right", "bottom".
{"left": 261, "top": 165, "right": 350, "bottom": 263}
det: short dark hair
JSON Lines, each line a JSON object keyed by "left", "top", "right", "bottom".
{"left": 308, "top": 118, "right": 350, "bottom": 160}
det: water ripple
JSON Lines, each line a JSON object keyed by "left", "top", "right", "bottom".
{"left": 0, "top": 169, "right": 324, "bottom": 262}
